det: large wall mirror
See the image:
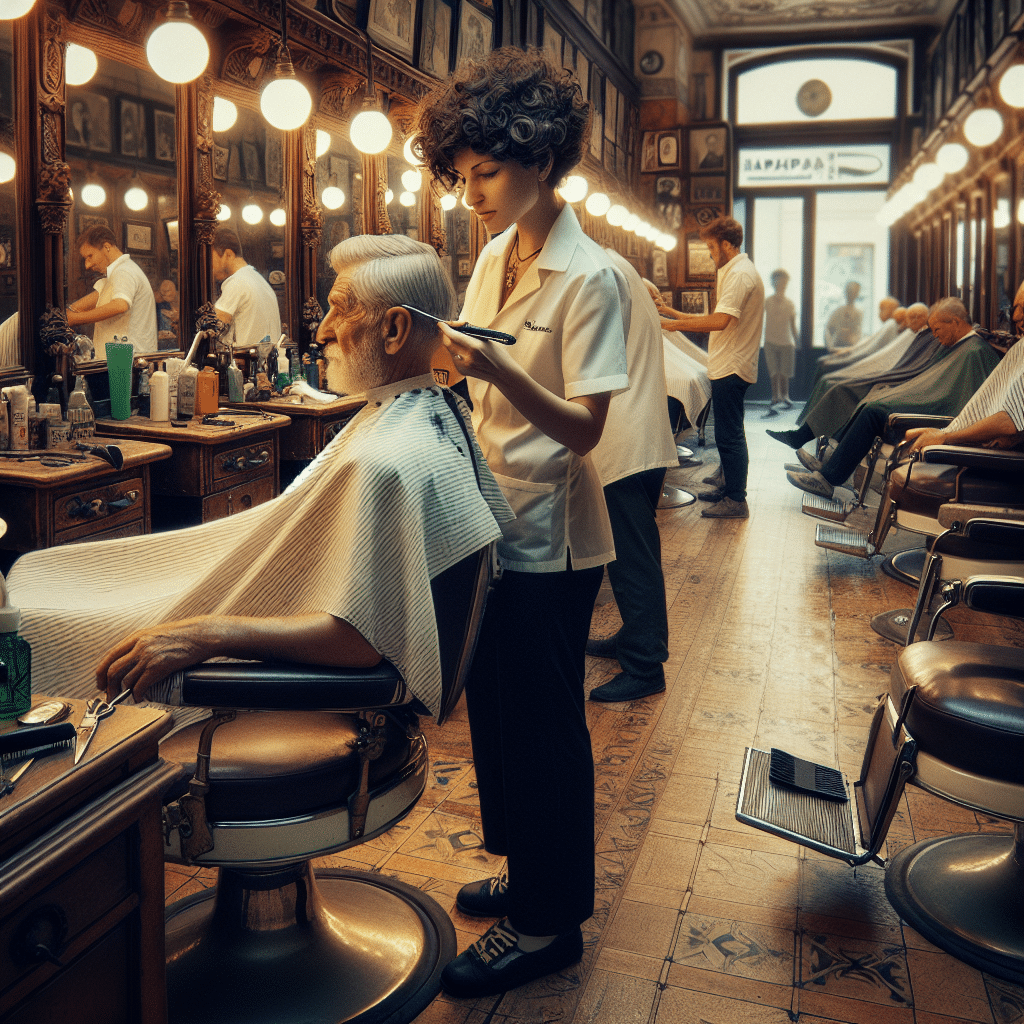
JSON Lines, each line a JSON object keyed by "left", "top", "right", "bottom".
{"left": 0, "top": 21, "right": 19, "bottom": 370}
{"left": 64, "top": 46, "right": 178, "bottom": 362}
{"left": 993, "top": 174, "right": 1012, "bottom": 330}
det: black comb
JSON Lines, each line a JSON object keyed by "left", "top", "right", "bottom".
{"left": 0, "top": 722, "right": 77, "bottom": 760}
{"left": 768, "top": 747, "right": 848, "bottom": 802}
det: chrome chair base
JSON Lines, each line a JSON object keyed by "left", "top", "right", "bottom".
{"left": 880, "top": 547, "right": 928, "bottom": 586}
{"left": 165, "top": 863, "right": 454, "bottom": 1024}
{"left": 658, "top": 485, "right": 696, "bottom": 509}
{"left": 870, "top": 607, "right": 954, "bottom": 645}
{"left": 886, "top": 830, "right": 1024, "bottom": 985}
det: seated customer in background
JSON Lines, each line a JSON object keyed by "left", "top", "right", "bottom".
{"left": 8, "top": 235, "right": 513, "bottom": 716}
{"left": 785, "top": 297, "right": 1003, "bottom": 500}
{"left": 811, "top": 296, "right": 902, "bottom": 388}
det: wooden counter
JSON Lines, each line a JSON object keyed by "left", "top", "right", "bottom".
{"left": 225, "top": 394, "right": 364, "bottom": 461}
{"left": 0, "top": 439, "right": 173, "bottom": 552}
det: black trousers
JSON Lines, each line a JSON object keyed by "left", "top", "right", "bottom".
{"left": 710, "top": 373, "right": 751, "bottom": 501}
{"left": 464, "top": 561, "right": 602, "bottom": 935}
{"left": 604, "top": 468, "right": 669, "bottom": 681}
{"left": 821, "top": 402, "right": 888, "bottom": 486}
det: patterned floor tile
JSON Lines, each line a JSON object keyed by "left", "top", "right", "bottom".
{"left": 671, "top": 911, "right": 795, "bottom": 986}
{"left": 799, "top": 928, "right": 911, "bottom": 1008}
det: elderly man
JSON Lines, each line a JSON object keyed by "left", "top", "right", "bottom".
{"left": 9, "top": 235, "right": 512, "bottom": 713}
{"left": 812, "top": 296, "right": 902, "bottom": 387}
{"left": 823, "top": 281, "right": 863, "bottom": 351}
{"left": 787, "top": 298, "right": 1002, "bottom": 500}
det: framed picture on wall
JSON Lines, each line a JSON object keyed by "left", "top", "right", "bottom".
{"left": 366, "top": 0, "right": 415, "bottom": 61}
{"left": 124, "top": 222, "right": 153, "bottom": 253}
{"left": 265, "top": 136, "right": 283, "bottom": 189}
{"left": 651, "top": 249, "right": 669, "bottom": 287}
{"left": 119, "top": 97, "right": 146, "bottom": 159}
{"left": 457, "top": 1, "right": 493, "bottom": 65}
{"left": 78, "top": 214, "right": 109, "bottom": 233}
{"left": 690, "top": 176, "right": 725, "bottom": 203}
{"left": 418, "top": 0, "right": 452, "bottom": 77}
{"left": 67, "top": 91, "right": 111, "bottom": 153}
{"left": 213, "top": 143, "right": 229, "bottom": 181}
{"left": 689, "top": 126, "right": 726, "bottom": 172}
{"left": 640, "top": 131, "right": 658, "bottom": 172}
{"left": 164, "top": 218, "right": 179, "bottom": 253}
{"left": 241, "top": 141, "right": 260, "bottom": 184}
{"left": 154, "top": 109, "right": 175, "bottom": 162}
{"left": 656, "top": 130, "right": 679, "bottom": 169}
{"left": 686, "top": 232, "right": 716, "bottom": 279}
{"left": 677, "top": 290, "right": 708, "bottom": 315}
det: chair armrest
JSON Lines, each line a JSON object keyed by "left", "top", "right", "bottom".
{"left": 938, "top": 503, "right": 1024, "bottom": 530}
{"left": 883, "top": 414, "right": 952, "bottom": 443}
{"left": 961, "top": 575, "right": 1024, "bottom": 619}
{"left": 171, "top": 660, "right": 409, "bottom": 712}
{"left": 921, "top": 445, "right": 1024, "bottom": 473}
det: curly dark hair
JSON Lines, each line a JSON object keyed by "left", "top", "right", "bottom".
{"left": 414, "top": 47, "right": 590, "bottom": 191}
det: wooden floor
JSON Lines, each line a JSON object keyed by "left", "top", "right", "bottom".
{"left": 164, "top": 402, "right": 1024, "bottom": 1024}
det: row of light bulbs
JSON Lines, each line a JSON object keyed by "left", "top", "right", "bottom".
{"left": 556, "top": 175, "right": 677, "bottom": 251}
{"left": 878, "top": 64, "right": 1024, "bottom": 227}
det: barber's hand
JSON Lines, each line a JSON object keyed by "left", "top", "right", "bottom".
{"left": 95, "top": 619, "right": 214, "bottom": 702}
{"left": 906, "top": 426, "right": 946, "bottom": 453}
{"left": 439, "top": 321, "right": 516, "bottom": 387}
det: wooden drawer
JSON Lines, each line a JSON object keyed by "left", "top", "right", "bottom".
{"left": 212, "top": 440, "right": 275, "bottom": 487}
{"left": 54, "top": 518, "right": 146, "bottom": 547}
{"left": 201, "top": 471, "right": 275, "bottom": 521}
{"left": 51, "top": 476, "right": 145, "bottom": 535}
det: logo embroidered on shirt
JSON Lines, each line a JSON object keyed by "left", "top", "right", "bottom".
{"left": 524, "top": 321, "right": 553, "bottom": 333}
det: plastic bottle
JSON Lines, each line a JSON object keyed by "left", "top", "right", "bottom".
{"left": 8, "top": 385, "right": 29, "bottom": 450}
{"left": 0, "top": 392, "right": 9, "bottom": 450}
{"left": 226, "top": 360, "right": 244, "bottom": 402}
{"left": 195, "top": 360, "right": 219, "bottom": 415}
{"left": 67, "top": 377, "right": 96, "bottom": 440}
{"left": 137, "top": 362, "right": 151, "bottom": 417}
{"left": 149, "top": 366, "right": 170, "bottom": 420}
{"left": 0, "top": 595, "right": 31, "bottom": 723}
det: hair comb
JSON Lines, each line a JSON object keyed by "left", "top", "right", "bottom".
{"left": 401, "top": 305, "right": 517, "bottom": 345}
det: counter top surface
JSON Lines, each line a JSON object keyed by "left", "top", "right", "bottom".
{"left": 0, "top": 439, "right": 172, "bottom": 485}
{"left": 95, "top": 411, "right": 291, "bottom": 445}
{"left": 225, "top": 394, "right": 365, "bottom": 418}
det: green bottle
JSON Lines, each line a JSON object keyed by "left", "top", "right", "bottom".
{"left": 0, "top": 602, "right": 31, "bottom": 722}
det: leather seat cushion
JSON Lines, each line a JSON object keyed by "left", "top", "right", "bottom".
{"left": 932, "top": 531, "right": 1024, "bottom": 561}
{"left": 161, "top": 710, "right": 415, "bottom": 821}
{"left": 890, "top": 462, "right": 1024, "bottom": 516}
{"left": 891, "top": 641, "right": 1024, "bottom": 784}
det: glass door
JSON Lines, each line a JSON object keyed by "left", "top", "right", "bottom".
{"left": 752, "top": 196, "right": 805, "bottom": 346}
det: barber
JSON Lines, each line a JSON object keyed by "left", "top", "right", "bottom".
{"left": 212, "top": 226, "right": 283, "bottom": 350}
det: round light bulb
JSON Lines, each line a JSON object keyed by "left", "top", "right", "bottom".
{"left": 81, "top": 182, "right": 106, "bottom": 207}
{"left": 999, "top": 64, "right": 1024, "bottom": 108}
{"left": 963, "top": 108, "right": 1003, "bottom": 147}
{"left": 383, "top": 189, "right": 393, "bottom": 205}
{"left": 216, "top": 204, "right": 231, "bottom": 221}
{"left": 403, "top": 136, "right": 424, "bottom": 166}
{"left": 315, "top": 129, "right": 331, "bottom": 158}
{"left": 584, "top": 191, "right": 610, "bottom": 217}
{"left": 1, "top": 0, "right": 37, "bottom": 18}
{"left": 935, "top": 142, "right": 969, "bottom": 173}
{"left": 66, "top": 44, "right": 98, "bottom": 86}
{"left": 124, "top": 185, "right": 149, "bottom": 211}
{"left": 349, "top": 109, "right": 392, "bottom": 155}
{"left": 147, "top": 20, "right": 209, "bottom": 84}
{"left": 646, "top": 224, "right": 660, "bottom": 241}
{"left": 321, "top": 186, "right": 345, "bottom": 210}
{"left": 606, "top": 204, "right": 627, "bottom": 227}
{"left": 994, "top": 200, "right": 1011, "bottom": 230}
{"left": 212, "top": 96, "right": 237, "bottom": 133}
{"left": 261, "top": 76, "right": 313, "bottom": 132}
{"left": 913, "top": 161, "right": 943, "bottom": 191}
{"left": 661, "top": 235, "right": 678, "bottom": 252}
{"left": 399, "top": 190, "right": 416, "bottom": 207}
{"left": 0, "top": 153, "right": 14, "bottom": 184}
{"left": 623, "top": 213, "right": 639, "bottom": 231}
{"left": 270, "top": 208, "right": 286, "bottom": 226}
{"left": 557, "top": 174, "right": 588, "bottom": 203}
{"left": 401, "top": 168, "right": 422, "bottom": 192}
{"left": 242, "top": 202, "right": 263, "bottom": 225}
{"left": 440, "top": 194, "right": 457, "bottom": 211}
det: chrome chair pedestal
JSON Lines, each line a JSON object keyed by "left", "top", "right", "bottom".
{"left": 880, "top": 546, "right": 928, "bottom": 586}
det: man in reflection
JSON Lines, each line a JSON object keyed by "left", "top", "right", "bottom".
{"left": 212, "top": 227, "right": 283, "bottom": 350}
{"left": 66, "top": 225, "right": 157, "bottom": 358}
{"left": 823, "top": 281, "right": 863, "bottom": 350}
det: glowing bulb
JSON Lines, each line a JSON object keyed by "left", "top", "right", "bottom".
{"left": 403, "top": 136, "right": 424, "bottom": 166}
{"left": 81, "top": 182, "right": 106, "bottom": 207}
{"left": 963, "top": 108, "right": 1003, "bottom": 147}
{"left": 213, "top": 96, "right": 237, "bottom": 133}
{"left": 936, "top": 142, "right": 969, "bottom": 173}
{"left": 321, "top": 186, "right": 345, "bottom": 209}
{"left": 0, "top": 153, "right": 14, "bottom": 184}
{"left": 1, "top": 0, "right": 37, "bottom": 19}
{"left": 661, "top": 235, "right": 677, "bottom": 252}
{"left": 557, "top": 174, "right": 588, "bottom": 203}
{"left": 401, "top": 168, "right": 422, "bottom": 192}
{"left": 217, "top": 204, "right": 231, "bottom": 221}
{"left": 124, "top": 185, "right": 149, "bottom": 211}
{"left": 385, "top": 189, "right": 394, "bottom": 205}
{"left": 606, "top": 204, "right": 627, "bottom": 226}
{"left": 994, "top": 200, "right": 1010, "bottom": 230}
{"left": 913, "top": 162, "right": 943, "bottom": 191}
{"left": 66, "top": 44, "right": 98, "bottom": 86}
{"left": 147, "top": 12, "right": 209, "bottom": 84}
{"left": 999, "top": 65, "right": 1024, "bottom": 108}
{"left": 645, "top": 224, "right": 660, "bottom": 241}
{"left": 242, "top": 202, "right": 263, "bottom": 224}
{"left": 261, "top": 75, "right": 313, "bottom": 132}
{"left": 585, "top": 191, "right": 610, "bottom": 216}
{"left": 315, "top": 129, "right": 331, "bottom": 158}
{"left": 349, "top": 109, "right": 392, "bottom": 155}
{"left": 399, "top": 190, "right": 416, "bottom": 207}
{"left": 270, "top": 208, "right": 286, "bottom": 226}
{"left": 623, "top": 213, "right": 639, "bottom": 231}
{"left": 440, "top": 194, "right": 457, "bottom": 211}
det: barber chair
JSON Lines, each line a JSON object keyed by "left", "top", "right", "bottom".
{"left": 736, "top": 575, "right": 1024, "bottom": 983}
{"left": 156, "top": 544, "right": 497, "bottom": 1024}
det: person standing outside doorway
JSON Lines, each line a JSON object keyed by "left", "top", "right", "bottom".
{"left": 660, "top": 216, "right": 764, "bottom": 518}
{"left": 762, "top": 269, "right": 798, "bottom": 416}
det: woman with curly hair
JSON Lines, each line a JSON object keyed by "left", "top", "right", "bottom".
{"left": 414, "top": 48, "right": 629, "bottom": 997}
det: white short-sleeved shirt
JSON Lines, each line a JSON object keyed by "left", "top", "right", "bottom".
{"left": 92, "top": 253, "right": 158, "bottom": 357}
{"left": 763, "top": 294, "right": 796, "bottom": 348}
{"left": 591, "top": 251, "right": 677, "bottom": 487}
{"left": 709, "top": 252, "right": 765, "bottom": 383}
{"left": 217, "top": 265, "right": 283, "bottom": 351}
{"left": 462, "top": 203, "right": 630, "bottom": 572}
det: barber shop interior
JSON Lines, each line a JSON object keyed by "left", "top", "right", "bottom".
{"left": 1, "top": 0, "right": 1024, "bottom": 1020}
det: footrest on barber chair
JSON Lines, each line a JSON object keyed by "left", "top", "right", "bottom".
{"left": 814, "top": 524, "right": 875, "bottom": 558}
{"left": 802, "top": 493, "right": 857, "bottom": 523}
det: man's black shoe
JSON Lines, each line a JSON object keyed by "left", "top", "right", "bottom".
{"left": 589, "top": 672, "right": 666, "bottom": 702}
{"left": 585, "top": 633, "right": 619, "bottom": 659}
{"left": 766, "top": 428, "right": 804, "bottom": 449}
{"left": 440, "top": 920, "right": 584, "bottom": 998}
{"left": 456, "top": 868, "right": 509, "bottom": 917}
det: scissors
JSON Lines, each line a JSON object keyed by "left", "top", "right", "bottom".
{"left": 74, "top": 689, "right": 131, "bottom": 764}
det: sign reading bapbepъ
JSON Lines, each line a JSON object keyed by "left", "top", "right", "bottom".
{"left": 737, "top": 144, "right": 890, "bottom": 188}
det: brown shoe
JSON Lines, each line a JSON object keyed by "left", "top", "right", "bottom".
{"left": 701, "top": 497, "right": 749, "bottom": 518}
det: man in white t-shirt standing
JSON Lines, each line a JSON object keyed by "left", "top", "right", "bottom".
{"left": 67, "top": 225, "right": 158, "bottom": 358}
{"left": 212, "top": 227, "right": 283, "bottom": 351}
{"left": 658, "top": 216, "right": 764, "bottom": 518}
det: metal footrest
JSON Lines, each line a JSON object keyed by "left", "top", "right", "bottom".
{"left": 802, "top": 493, "right": 856, "bottom": 523}
{"left": 814, "top": 523, "right": 875, "bottom": 558}
{"left": 737, "top": 748, "right": 858, "bottom": 861}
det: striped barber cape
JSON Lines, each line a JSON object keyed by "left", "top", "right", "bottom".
{"left": 941, "top": 336, "right": 1024, "bottom": 436}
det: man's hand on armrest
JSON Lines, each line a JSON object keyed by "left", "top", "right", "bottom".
{"left": 96, "top": 613, "right": 381, "bottom": 702}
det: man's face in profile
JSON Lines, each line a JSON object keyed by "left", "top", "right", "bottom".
{"left": 319, "top": 270, "right": 388, "bottom": 395}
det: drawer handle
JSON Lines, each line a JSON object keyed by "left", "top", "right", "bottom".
{"left": 65, "top": 489, "right": 139, "bottom": 519}
{"left": 12, "top": 904, "right": 68, "bottom": 968}
{"left": 223, "top": 449, "right": 270, "bottom": 472}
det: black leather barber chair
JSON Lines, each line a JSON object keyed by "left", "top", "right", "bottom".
{"left": 156, "top": 544, "right": 496, "bottom": 1024}
{"left": 737, "top": 575, "right": 1024, "bottom": 983}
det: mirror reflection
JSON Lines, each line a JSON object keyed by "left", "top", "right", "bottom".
{"left": 0, "top": 21, "right": 19, "bottom": 369}
{"left": 995, "top": 175, "right": 1012, "bottom": 330}
{"left": 212, "top": 100, "right": 288, "bottom": 347}
{"left": 386, "top": 146, "right": 420, "bottom": 242}
{"left": 314, "top": 124, "right": 363, "bottom": 312}
{"left": 65, "top": 49, "right": 177, "bottom": 359}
